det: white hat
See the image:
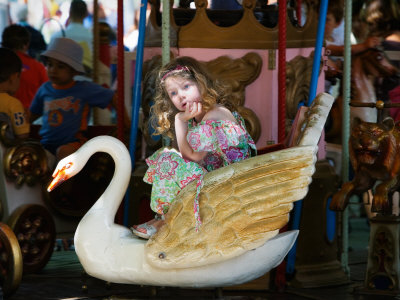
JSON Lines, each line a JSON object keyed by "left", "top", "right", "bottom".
{"left": 41, "top": 38, "right": 85, "bottom": 73}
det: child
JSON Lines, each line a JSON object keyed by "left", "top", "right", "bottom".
{"left": 0, "top": 48, "right": 30, "bottom": 139}
{"left": 364, "top": 0, "right": 400, "bottom": 103}
{"left": 324, "top": 1, "right": 380, "bottom": 95}
{"left": 9, "top": 3, "right": 47, "bottom": 59}
{"left": 29, "top": 37, "right": 118, "bottom": 161}
{"left": 131, "top": 56, "right": 257, "bottom": 239}
{"left": 2, "top": 24, "right": 48, "bottom": 115}
{"left": 50, "top": 0, "right": 93, "bottom": 75}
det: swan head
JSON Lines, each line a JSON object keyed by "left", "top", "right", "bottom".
{"left": 47, "top": 153, "right": 84, "bottom": 192}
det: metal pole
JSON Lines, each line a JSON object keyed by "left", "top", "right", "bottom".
{"left": 341, "top": 0, "right": 352, "bottom": 275}
{"left": 117, "top": 0, "right": 125, "bottom": 142}
{"left": 93, "top": 0, "right": 99, "bottom": 83}
{"left": 161, "top": 0, "right": 171, "bottom": 147}
{"left": 307, "top": 0, "right": 328, "bottom": 105}
{"left": 278, "top": 0, "right": 287, "bottom": 144}
{"left": 162, "top": 0, "right": 170, "bottom": 66}
{"left": 287, "top": 0, "right": 329, "bottom": 275}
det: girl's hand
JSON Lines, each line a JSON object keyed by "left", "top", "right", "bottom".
{"left": 176, "top": 102, "right": 203, "bottom": 123}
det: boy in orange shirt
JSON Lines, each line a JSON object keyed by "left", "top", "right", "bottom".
{"left": 2, "top": 25, "right": 48, "bottom": 116}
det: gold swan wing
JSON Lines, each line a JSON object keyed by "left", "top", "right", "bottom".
{"left": 145, "top": 93, "right": 333, "bottom": 269}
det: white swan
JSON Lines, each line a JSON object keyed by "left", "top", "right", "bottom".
{"left": 48, "top": 93, "right": 333, "bottom": 287}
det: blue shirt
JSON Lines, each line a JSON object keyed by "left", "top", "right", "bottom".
{"left": 30, "top": 80, "right": 114, "bottom": 146}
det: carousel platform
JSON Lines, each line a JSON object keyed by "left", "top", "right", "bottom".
{"left": 7, "top": 216, "right": 394, "bottom": 300}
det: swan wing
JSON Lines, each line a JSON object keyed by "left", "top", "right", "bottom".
{"left": 145, "top": 93, "right": 333, "bottom": 269}
{"left": 145, "top": 145, "right": 316, "bottom": 269}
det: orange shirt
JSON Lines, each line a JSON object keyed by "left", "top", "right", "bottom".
{"left": 14, "top": 51, "right": 48, "bottom": 109}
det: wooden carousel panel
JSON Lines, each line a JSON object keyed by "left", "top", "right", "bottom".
{"left": 145, "top": 0, "right": 318, "bottom": 49}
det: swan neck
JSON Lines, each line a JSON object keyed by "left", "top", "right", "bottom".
{"left": 82, "top": 137, "right": 132, "bottom": 220}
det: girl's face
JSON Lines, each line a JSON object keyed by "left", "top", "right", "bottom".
{"left": 45, "top": 57, "right": 77, "bottom": 86}
{"left": 164, "top": 76, "right": 202, "bottom": 111}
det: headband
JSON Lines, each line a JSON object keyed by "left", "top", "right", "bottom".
{"left": 161, "top": 65, "right": 190, "bottom": 82}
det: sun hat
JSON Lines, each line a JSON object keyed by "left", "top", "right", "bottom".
{"left": 41, "top": 37, "right": 85, "bottom": 73}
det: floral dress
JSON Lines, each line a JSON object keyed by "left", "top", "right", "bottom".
{"left": 143, "top": 112, "right": 256, "bottom": 228}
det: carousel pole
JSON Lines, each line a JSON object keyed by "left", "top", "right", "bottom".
{"left": 161, "top": 0, "right": 171, "bottom": 147}
{"left": 162, "top": 0, "right": 170, "bottom": 66}
{"left": 117, "top": 0, "right": 125, "bottom": 143}
{"left": 92, "top": 0, "right": 99, "bottom": 84}
{"left": 116, "top": 0, "right": 125, "bottom": 224}
{"left": 124, "top": 0, "right": 148, "bottom": 225}
{"left": 307, "top": 0, "right": 328, "bottom": 105}
{"left": 278, "top": 0, "right": 286, "bottom": 145}
{"left": 287, "top": 0, "right": 329, "bottom": 275}
{"left": 340, "top": 0, "right": 352, "bottom": 275}
{"left": 275, "top": 0, "right": 287, "bottom": 288}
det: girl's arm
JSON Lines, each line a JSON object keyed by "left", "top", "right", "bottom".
{"left": 175, "top": 102, "right": 208, "bottom": 162}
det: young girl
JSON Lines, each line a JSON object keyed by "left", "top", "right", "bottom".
{"left": 131, "top": 56, "right": 257, "bottom": 239}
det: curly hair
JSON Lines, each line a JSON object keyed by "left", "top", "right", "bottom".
{"left": 150, "top": 56, "right": 236, "bottom": 139}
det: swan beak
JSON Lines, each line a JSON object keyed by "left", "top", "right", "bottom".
{"left": 47, "top": 169, "right": 68, "bottom": 192}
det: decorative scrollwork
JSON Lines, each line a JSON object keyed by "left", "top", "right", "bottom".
{"left": 286, "top": 52, "right": 320, "bottom": 135}
{"left": 367, "top": 226, "right": 397, "bottom": 290}
{"left": 3, "top": 142, "right": 48, "bottom": 188}
{"left": 205, "top": 53, "right": 262, "bottom": 142}
{"left": 7, "top": 204, "right": 55, "bottom": 274}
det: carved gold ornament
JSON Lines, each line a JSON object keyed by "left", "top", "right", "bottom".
{"left": 3, "top": 142, "right": 48, "bottom": 187}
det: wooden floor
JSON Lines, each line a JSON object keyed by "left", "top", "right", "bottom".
{"left": 6, "top": 217, "right": 399, "bottom": 300}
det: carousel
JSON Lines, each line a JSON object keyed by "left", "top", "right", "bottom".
{"left": 1, "top": 0, "right": 399, "bottom": 298}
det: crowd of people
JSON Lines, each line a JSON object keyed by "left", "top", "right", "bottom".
{"left": 0, "top": 0, "right": 126, "bottom": 161}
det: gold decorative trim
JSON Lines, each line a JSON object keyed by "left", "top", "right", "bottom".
{"left": 367, "top": 226, "right": 396, "bottom": 290}
{"left": 3, "top": 142, "right": 48, "bottom": 188}
{"left": 285, "top": 52, "right": 319, "bottom": 134}
{"left": 7, "top": 204, "right": 55, "bottom": 274}
{"left": 145, "top": 0, "right": 318, "bottom": 49}
{"left": 0, "top": 223, "right": 22, "bottom": 296}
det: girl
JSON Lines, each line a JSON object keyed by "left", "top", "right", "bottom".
{"left": 131, "top": 56, "right": 256, "bottom": 239}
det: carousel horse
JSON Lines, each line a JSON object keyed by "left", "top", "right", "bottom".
{"left": 47, "top": 93, "right": 333, "bottom": 287}
{"left": 326, "top": 48, "right": 399, "bottom": 144}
